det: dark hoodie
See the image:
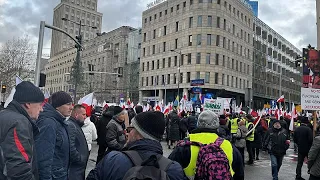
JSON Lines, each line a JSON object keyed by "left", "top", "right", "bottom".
{"left": 87, "top": 139, "right": 186, "bottom": 180}
{"left": 35, "top": 103, "right": 70, "bottom": 180}
{"left": 263, "top": 125, "right": 289, "bottom": 156}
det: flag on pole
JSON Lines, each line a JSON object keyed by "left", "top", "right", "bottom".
{"left": 289, "top": 103, "right": 296, "bottom": 131}
{"left": 78, "top": 93, "right": 94, "bottom": 116}
{"left": 277, "top": 95, "right": 285, "bottom": 103}
{"left": 4, "top": 76, "right": 24, "bottom": 108}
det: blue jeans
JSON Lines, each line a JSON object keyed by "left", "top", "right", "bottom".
{"left": 270, "top": 154, "right": 284, "bottom": 180}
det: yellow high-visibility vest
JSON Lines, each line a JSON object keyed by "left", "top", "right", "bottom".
{"left": 246, "top": 122, "right": 255, "bottom": 141}
{"left": 183, "top": 133, "right": 234, "bottom": 178}
{"left": 230, "top": 118, "right": 239, "bottom": 134}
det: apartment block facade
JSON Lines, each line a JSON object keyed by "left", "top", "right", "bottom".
{"left": 140, "top": 0, "right": 255, "bottom": 104}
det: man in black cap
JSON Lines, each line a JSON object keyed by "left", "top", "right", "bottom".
{"left": 0, "top": 81, "right": 44, "bottom": 179}
{"left": 105, "top": 106, "right": 128, "bottom": 154}
{"left": 35, "top": 91, "right": 73, "bottom": 180}
{"left": 87, "top": 111, "right": 186, "bottom": 180}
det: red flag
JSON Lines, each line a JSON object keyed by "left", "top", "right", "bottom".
{"left": 277, "top": 95, "right": 285, "bottom": 103}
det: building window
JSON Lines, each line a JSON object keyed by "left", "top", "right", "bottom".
{"left": 196, "top": 71, "right": 200, "bottom": 79}
{"left": 174, "top": 73, "right": 177, "bottom": 84}
{"left": 208, "top": 16, "right": 212, "bottom": 27}
{"left": 181, "top": 54, "right": 184, "bottom": 65}
{"left": 157, "top": 60, "right": 159, "bottom": 69}
{"left": 215, "top": 54, "right": 219, "bottom": 65}
{"left": 164, "top": 26, "right": 167, "bottom": 35}
{"left": 177, "top": 4, "right": 179, "bottom": 10}
{"left": 236, "top": 77, "right": 238, "bottom": 88}
{"left": 231, "top": 76, "right": 234, "bottom": 87}
{"left": 147, "top": 62, "right": 149, "bottom": 71}
{"left": 196, "top": 53, "right": 201, "bottom": 64}
{"left": 217, "top": 16, "right": 220, "bottom": 28}
{"left": 167, "top": 74, "right": 170, "bottom": 84}
{"left": 222, "top": 55, "right": 225, "bottom": 66}
{"left": 146, "top": 77, "right": 149, "bottom": 86}
{"left": 227, "top": 75, "right": 229, "bottom": 86}
{"left": 153, "top": 29, "right": 156, "bottom": 39}
{"left": 240, "top": 62, "right": 242, "bottom": 72}
{"left": 154, "top": 14, "right": 157, "bottom": 20}
{"left": 222, "top": 37, "right": 226, "bottom": 48}
{"left": 171, "top": 7, "right": 174, "bottom": 13}
{"left": 168, "top": 57, "right": 171, "bottom": 67}
{"left": 180, "top": 73, "right": 183, "bottom": 83}
{"left": 208, "top": 0, "right": 212, "bottom": 3}
{"left": 215, "top": 73, "right": 219, "bottom": 84}
{"left": 216, "top": 35, "right": 220, "bottom": 46}
{"left": 162, "top": 58, "right": 165, "bottom": 68}
{"left": 152, "top": 45, "right": 155, "bottom": 54}
{"left": 205, "top": 72, "right": 210, "bottom": 83}
{"left": 222, "top": 74, "right": 225, "bottom": 85}
{"left": 217, "top": 0, "right": 220, "bottom": 4}
{"left": 151, "top": 76, "right": 154, "bottom": 86}
{"left": 188, "top": 35, "right": 193, "bottom": 46}
{"left": 206, "top": 53, "right": 211, "bottom": 64}
{"left": 183, "top": 1, "right": 187, "bottom": 8}
{"left": 176, "top": 21, "right": 179, "bottom": 32}
{"left": 174, "top": 56, "right": 178, "bottom": 66}
{"left": 142, "top": 63, "right": 145, "bottom": 71}
{"left": 189, "top": 17, "right": 193, "bottom": 28}
{"left": 162, "top": 75, "right": 165, "bottom": 85}
{"left": 197, "top": 15, "right": 202, "bottom": 27}
{"left": 187, "top": 72, "right": 191, "bottom": 83}
{"left": 239, "top": 79, "right": 242, "bottom": 89}
{"left": 175, "top": 38, "right": 178, "bottom": 49}
{"left": 223, "top": 19, "right": 226, "bottom": 30}
{"left": 152, "top": 61, "right": 154, "bottom": 70}
{"left": 188, "top": 53, "right": 192, "bottom": 64}
{"left": 197, "top": 34, "right": 201, "bottom": 45}
{"left": 165, "top": 9, "right": 167, "bottom": 15}
{"left": 163, "top": 42, "right": 166, "bottom": 52}
{"left": 143, "top": 48, "right": 146, "bottom": 56}
{"left": 232, "top": 59, "right": 234, "bottom": 69}
{"left": 207, "top": 34, "right": 212, "bottom": 45}
{"left": 190, "top": 0, "right": 193, "bottom": 5}
{"left": 199, "top": 0, "right": 203, "bottom": 3}
{"left": 160, "top": 12, "right": 162, "bottom": 17}
{"left": 143, "top": 33, "right": 147, "bottom": 42}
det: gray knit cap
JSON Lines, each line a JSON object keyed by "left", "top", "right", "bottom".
{"left": 197, "top": 110, "right": 220, "bottom": 129}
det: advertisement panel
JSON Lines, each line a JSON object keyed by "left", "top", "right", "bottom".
{"left": 203, "top": 98, "right": 224, "bottom": 115}
{"left": 301, "top": 48, "right": 320, "bottom": 110}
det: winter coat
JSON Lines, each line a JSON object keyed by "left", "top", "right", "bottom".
{"left": 218, "top": 125, "right": 231, "bottom": 141}
{"left": 82, "top": 117, "right": 97, "bottom": 151}
{"left": 35, "top": 103, "right": 70, "bottom": 180}
{"left": 86, "top": 139, "right": 186, "bottom": 180}
{"left": 105, "top": 118, "right": 126, "bottom": 154}
{"left": 234, "top": 125, "right": 248, "bottom": 148}
{"left": 187, "top": 115, "right": 197, "bottom": 132}
{"left": 67, "top": 117, "right": 89, "bottom": 180}
{"left": 96, "top": 111, "right": 113, "bottom": 147}
{"left": 167, "top": 111, "right": 180, "bottom": 141}
{"left": 293, "top": 124, "right": 313, "bottom": 155}
{"left": 179, "top": 117, "right": 188, "bottom": 133}
{"left": 263, "top": 127, "right": 289, "bottom": 156}
{"left": 168, "top": 128, "right": 244, "bottom": 180}
{"left": 0, "top": 100, "right": 39, "bottom": 180}
{"left": 308, "top": 136, "right": 320, "bottom": 177}
{"left": 253, "top": 123, "right": 263, "bottom": 149}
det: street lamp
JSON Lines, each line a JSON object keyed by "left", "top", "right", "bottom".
{"left": 61, "top": 18, "right": 97, "bottom": 103}
{"left": 170, "top": 49, "right": 188, "bottom": 102}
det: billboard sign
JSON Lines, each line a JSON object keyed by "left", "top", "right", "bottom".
{"left": 203, "top": 98, "right": 224, "bottom": 115}
{"left": 190, "top": 79, "right": 205, "bottom": 86}
{"left": 192, "top": 87, "right": 202, "bottom": 94}
{"left": 301, "top": 48, "right": 320, "bottom": 110}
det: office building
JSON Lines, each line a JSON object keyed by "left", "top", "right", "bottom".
{"left": 50, "top": 0, "right": 102, "bottom": 56}
{"left": 252, "top": 17, "right": 302, "bottom": 109}
{"left": 245, "top": 0, "right": 258, "bottom": 17}
{"left": 140, "top": 0, "right": 255, "bottom": 105}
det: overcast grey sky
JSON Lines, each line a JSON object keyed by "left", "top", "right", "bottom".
{"left": 0, "top": 0, "right": 316, "bottom": 56}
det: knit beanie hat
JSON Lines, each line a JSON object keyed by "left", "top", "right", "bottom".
{"left": 131, "top": 111, "right": 165, "bottom": 141}
{"left": 197, "top": 110, "right": 220, "bottom": 129}
{"left": 13, "top": 81, "right": 45, "bottom": 103}
{"left": 113, "top": 106, "right": 125, "bottom": 116}
{"left": 48, "top": 91, "right": 73, "bottom": 108}
{"left": 134, "top": 105, "right": 143, "bottom": 114}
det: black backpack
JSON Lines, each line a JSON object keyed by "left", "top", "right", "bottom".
{"left": 122, "top": 151, "right": 173, "bottom": 180}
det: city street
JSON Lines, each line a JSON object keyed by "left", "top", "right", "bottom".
{"left": 86, "top": 141, "right": 308, "bottom": 179}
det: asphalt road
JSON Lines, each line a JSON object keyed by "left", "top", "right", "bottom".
{"left": 86, "top": 142, "right": 309, "bottom": 180}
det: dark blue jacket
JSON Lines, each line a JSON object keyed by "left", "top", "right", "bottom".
{"left": 35, "top": 103, "right": 70, "bottom": 180}
{"left": 87, "top": 139, "right": 186, "bottom": 180}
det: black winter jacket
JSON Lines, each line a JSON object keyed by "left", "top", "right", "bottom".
{"left": 67, "top": 117, "right": 89, "bottom": 180}
{"left": 105, "top": 118, "right": 126, "bottom": 154}
{"left": 0, "top": 100, "right": 39, "bottom": 180}
{"left": 96, "top": 111, "right": 113, "bottom": 146}
{"left": 35, "top": 103, "right": 70, "bottom": 180}
{"left": 187, "top": 115, "right": 197, "bottom": 132}
{"left": 293, "top": 124, "right": 313, "bottom": 154}
{"left": 167, "top": 111, "right": 180, "bottom": 141}
{"left": 263, "top": 127, "right": 289, "bottom": 156}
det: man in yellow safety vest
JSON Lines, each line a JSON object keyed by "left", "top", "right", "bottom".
{"left": 169, "top": 110, "right": 244, "bottom": 180}
{"left": 246, "top": 114, "right": 255, "bottom": 165}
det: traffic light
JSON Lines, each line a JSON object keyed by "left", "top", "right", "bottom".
{"left": 1, "top": 85, "right": 6, "bottom": 93}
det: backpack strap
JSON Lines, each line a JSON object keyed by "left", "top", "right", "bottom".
{"left": 213, "top": 137, "right": 224, "bottom": 146}
{"left": 122, "top": 150, "right": 143, "bottom": 166}
{"left": 156, "top": 155, "right": 173, "bottom": 172}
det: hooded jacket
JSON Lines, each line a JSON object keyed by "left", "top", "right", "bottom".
{"left": 35, "top": 103, "right": 70, "bottom": 180}
{"left": 81, "top": 117, "right": 97, "bottom": 151}
{"left": 0, "top": 100, "right": 39, "bottom": 180}
{"left": 86, "top": 139, "right": 186, "bottom": 180}
{"left": 263, "top": 126, "right": 289, "bottom": 156}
